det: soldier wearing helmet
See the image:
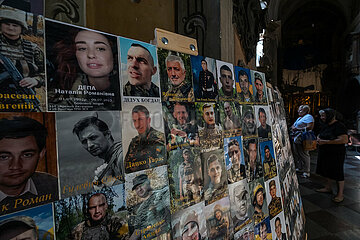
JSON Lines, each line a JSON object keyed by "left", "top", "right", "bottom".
{"left": 252, "top": 183, "right": 266, "bottom": 224}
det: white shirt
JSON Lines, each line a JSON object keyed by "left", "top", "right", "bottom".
{"left": 0, "top": 178, "right": 38, "bottom": 202}
{"left": 293, "top": 114, "right": 314, "bottom": 130}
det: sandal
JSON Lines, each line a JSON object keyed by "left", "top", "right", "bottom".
{"left": 332, "top": 196, "right": 344, "bottom": 203}
{"left": 315, "top": 188, "right": 332, "bottom": 194}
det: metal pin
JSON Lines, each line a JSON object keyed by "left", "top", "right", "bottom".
{"left": 161, "top": 37, "right": 169, "bottom": 45}
{"left": 190, "top": 44, "right": 196, "bottom": 51}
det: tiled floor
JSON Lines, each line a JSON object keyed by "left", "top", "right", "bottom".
{"left": 297, "top": 147, "right": 360, "bottom": 240}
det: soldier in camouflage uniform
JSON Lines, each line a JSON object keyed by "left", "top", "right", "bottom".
{"left": 198, "top": 103, "right": 223, "bottom": 151}
{"left": 70, "top": 193, "right": 129, "bottom": 240}
{"left": 227, "top": 139, "right": 246, "bottom": 183}
{"left": 268, "top": 180, "right": 282, "bottom": 219}
{"left": 130, "top": 174, "right": 171, "bottom": 240}
{"left": 124, "top": 105, "right": 165, "bottom": 173}
{"left": 218, "top": 65, "right": 236, "bottom": 100}
{"left": 0, "top": 216, "right": 39, "bottom": 240}
{"left": 204, "top": 154, "right": 227, "bottom": 204}
{"left": 238, "top": 70, "right": 254, "bottom": 103}
{"left": 252, "top": 184, "right": 266, "bottom": 224}
{"left": 263, "top": 145, "right": 277, "bottom": 181}
{"left": 163, "top": 55, "right": 194, "bottom": 102}
{"left": 253, "top": 72, "right": 267, "bottom": 104}
{"left": 0, "top": 7, "right": 45, "bottom": 110}
{"left": 209, "top": 204, "right": 229, "bottom": 240}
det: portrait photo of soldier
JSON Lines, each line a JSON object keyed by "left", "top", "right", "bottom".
{"left": 190, "top": 55, "right": 217, "bottom": 101}
{"left": 271, "top": 213, "right": 287, "bottom": 240}
{"left": 220, "top": 101, "right": 242, "bottom": 137}
{"left": 46, "top": 20, "right": 121, "bottom": 111}
{"left": 235, "top": 67, "right": 254, "bottom": 103}
{"left": 228, "top": 179, "right": 252, "bottom": 233}
{"left": 204, "top": 197, "right": 232, "bottom": 240}
{"left": 216, "top": 60, "right": 236, "bottom": 101}
{"left": 224, "top": 137, "right": 246, "bottom": 183}
{"left": 202, "top": 149, "right": 228, "bottom": 205}
{"left": 163, "top": 102, "right": 199, "bottom": 150}
{"left": 256, "top": 106, "right": 272, "bottom": 139}
{"left": 171, "top": 202, "right": 207, "bottom": 240}
{"left": 251, "top": 71, "right": 267, "bottom": 104}
{"left": 267, "top": 178, "right": 283, "bottom": 219}
{"left": 250, "top": 179, "right": 268, "bottom": 225}
{"left": 123, "top": 103, "right": 166, "bottom": 173}
{"left": 0, "top": 114, "right": 58, "bottom": 214}
{"left": 0, "top": 203, "right": 54, "bottom": 240}
{"left": 56, "top": 111, "right": 122, "bottom": 198}
{"left": 120, "top": 38, "right": 160, "bottom": 98}
{"left": 196, "top": 103, "right": 223, "bottom": 152}
{"left": 125, "top": 166, "right": 171, "bottom": 240}
{"left": 255, "top": 218, "right": 272, "bottom": 240}
{"left": 234, "top": 222, "right": 255, "bottom": 240}
{"left": 0, "top": 5, "right": 45, "bottom": 111}
{"left": 260, "top": 141, "right": 277, "bottom": 181}
{"left": 243, "top": 138, "right": 263, "bottom": 182}
{"left": 54, "top": 184, "right": 128, "bottom": 240}
{"left": 158, "top": 49, "right": 194, "bottom": 102}
{"left": 241, "top": 105, "right": 257, "bottom": 137}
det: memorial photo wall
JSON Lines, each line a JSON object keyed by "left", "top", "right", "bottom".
{"left": 0, "top": 2, "right": 305, "bottom": 240}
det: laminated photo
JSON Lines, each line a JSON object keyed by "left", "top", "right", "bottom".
{"left": 220, "top": 101, "right": 242, "bottom": 138}
{"left": 254, "top": 217, "right": 272, "bottom": 240}
{"left": 254, "top": 105, "right": 272, "bottom": 140}
{"left": 234, "top": 222, "right": 255, "bottom": 240}
{"left": 56, "top": 111, "right": 123, "bottom": 198}
{"left": 0, "top": 113, "right": 58, "bottom": 215}
{"left": 224, "top": 136, "right": 246, "bottom": 184}
{"left": 0, "top": 203, "right": 54, "bottom": 240}
{"left": 204, "top": 197, "right": 233, "bottom": 240}
{"left": 171, "top": 201, "right": 207, "bottom": 240}
{"left": 190, "top": 55, "right": 218, "bottom": 102}
{"left": 265, "top": 177, "right": 283, "bottom": 220}
{"left": 125, "top": 165, "right": 171, "bottom": 240}
{"left": 249, "top": 178, "right": 269, "bottom": 225}
{"left": 162, "top": 101, "right": 199, "bottom": 151}
{"left": 243, "top": 138, "right": 263, "bottom": 182}
{"left": 241, "top": 105, "right": 258, "bottom": 138}
{"left": 157, "top": 48, "right": 194, "bottom": 102}
{"left": 46, "top": 19, "right": 121, "bottom": 111}
{"left": 250, "top": 70, "right": 268, "bottom": 105}
{"left": 216, "top": 60, "right": 236, "bottom": 101}
{"left": 260, "top": 140, "right": 277, "bottom": 181}
{"left": 270, "top": 211, "right": 288, "bottom": 240}
{"left": 54, "top": 184, "right": 128, "bottom": 240}
{"left": 235, "top": 67, "right": 254, "bottom": 104}
{"left": 228, "top": 179, "right": 253, "bottom": 233}
{"left": 195, "top": 102, "right": 223, "bottom": 152}
{"left": 202, "top": 149, "right": 228, "bottom": 205}
{"left": 122, "top": 102, "right": 166, "bottom": 173}
{"left": 0, "top": 5, "right": 46, "bottom": 112}
{"left": 119, "top": 37, "right": 161, "bottom": 99}
{"left": 167, "top": 147, "right": 203, "bottom": 212}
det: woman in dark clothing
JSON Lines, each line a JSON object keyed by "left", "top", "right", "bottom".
{"left": 315, "top": 108, "right": 348, "bottom": 203}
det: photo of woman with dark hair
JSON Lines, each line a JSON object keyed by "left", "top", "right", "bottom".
{"left": 46, "top": 20, "right": 121, "bottom": 111}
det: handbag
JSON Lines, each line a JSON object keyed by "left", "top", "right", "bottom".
{"left": 302, "top": 130, "right": 317, "bottom": 151}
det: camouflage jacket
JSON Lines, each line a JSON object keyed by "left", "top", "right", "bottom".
{"left": 163, "top": 81, "right": 194, "bottom": 102}
{"left": 268, "top": 196, "right": 282, "bottom": 219}
{"left": 123, "top": 81, "right": 160, "bottom": 97}
{"left": 199, "top": 125, "right": 223, "bottom": 151}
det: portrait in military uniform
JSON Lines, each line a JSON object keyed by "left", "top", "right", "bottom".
{"left": 228, "top": 179, "right": 253, "bottom": 233}
{"left": 202, "top": 149, "right": 228, "bottom": 205}
{"left": 224, "top": 136, "right": 246, "bottom": 183}
{"left": 260, "top": 141, "right": 277, "bottom": 181}
{"left": 249, "top": 179, "right": 269, "bottom": 225}
{"left": 204, "top": 197, "right": 232, "bottom": 240}
{"left": 54, "top": 184, "right": 128, "bottom": 240}
{"left": 235, "top": 67, "right": 254, "bottom": 104}
{"left": 266, "top": 177, "right": 283, "bottom": 220}
{"left": 0, "top": 203, "right": 54, "bottom": 240}
{"left": 0, "top": 113, "right": 58, "bottom": 215}
{"left": 46, "top": 20, "right": 121, "bottom": 111}
{"left": 163, "top": 101, "right": 199, "bottom": 150}
{"left": 122, "top": 102, "right": 166, "bottom": 174}
{"left": 196, "top": 102, "right": 223, "bottom": 152}
{"left": 255, "top": 106, "right": 272, "bottom": 140}
{"left": 56, "top": 111, "right": 122, "bottom": 198}
{"left": 254, "top": 217, "right": 272, "bottom": 240}
{"left": 216, "top": 60, "right": 236, "bottom": 101}
{"left": 0, "top": 5, "right": 46, "bottom": 111}
{"left": 120, "top": 37, "right": 160, "bottom": 99}
{"left": 243, "top": 138, "right": 263, "bottom": 182}
{"left": 157, "top": 48, "right": 194, "bottom": 102}
{"left": 220, "top": 101, "right": 242, "bottom": 137}
{"left": 125, "top": 166, "right": 171, "bottom": 240}
{"left": 171, "top": 201, "right": 208, "bottom": 240}
{"left": 251, "top": 70, "right": 268, "bottom": 104}
{"left": 190, "top": 55, "right": 218, "bottom": 102}
{"left": 241, "top": 105, "right": 257, "bottom": 137}
{"left": 270, "top": 212, "right": 287, "bottom": 240}
{"left": 234, "top": 222, "right": 255, "bottom": 240}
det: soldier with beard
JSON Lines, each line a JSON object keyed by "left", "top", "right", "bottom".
{"left": 227, "top": 139, "right": 246, "bottom": 183}
{"left": 70, "top": 193, "right": 128, "bottom": 240}
{"left": 252, "top": 184, "right": 266, "bottom": 224}
{"left": 242, "top": 106, "right": 257, "bottom": 137}
{"left": 263, "top": 145, "right": 277, "bottom": 181}
{"left": 238, "top": 70, "right": 253, "bottom": 103}
{"left": 231, "top": 183, "right": 250, "bottom": 231}
{"left": 209, "top": 204, "right": 229, "bottom": 240}
{"left": 245, "top": 139, "right": 263, "bottom": 182}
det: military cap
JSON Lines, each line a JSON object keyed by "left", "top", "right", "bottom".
{"left": 0, "top": 7, "right": 28, "bottom": 29}
{"left": 242, "top": 105, "right": 253, "bottom": 118}
{"left": 132, "top": 174, "right": 149, "bottom": 190}
{"left": 180, "top": 210, "right": 199, "bottom": 235}
{"left": 269, "top": 180, "right": 276, "bottom": 189}
{"left": 213, "top": 204, "right": 223, "bottom": 214}
{"left": 0, "top": 216, "right": 37, "bottom": 240}
{"left": 233, "top": 184, "right": 248, "bottom": 200}
{"left": 182, "top": 148, "right": 191, "bottom": 155}
{"left": 252, "top": 183, "right": 265, "bottom": 206}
